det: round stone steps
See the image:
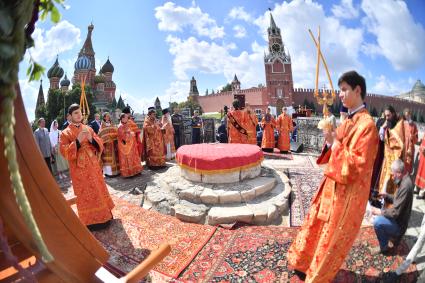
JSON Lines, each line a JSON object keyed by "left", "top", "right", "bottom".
{"left": 206, "top": 182, "right": 291, "bottom": 225}
{"left": 144, "top": 164, "right": 291, "bottom": 225}
{"left": 179, "top": 176, "right": 276, "bottom": 204}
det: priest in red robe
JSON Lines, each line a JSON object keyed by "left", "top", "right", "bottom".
{"left": 403, "top": 109, "right": 418, "bottom": 174}
{"left": 276, "top": 107, "right": 293, "bottom": 153}
{"left": 60, "top": 104, "right": 114, "bottom": 230}
{"left": 227, "top": 99, "right": 248, "bottom": 144}
{"left": 143, "top": 107, "right": 166, "bottom": 168}
{"left": 415, "top": 136, "right": 425, "bottom": 199}
{"left": 122, "top": 106, "right": 143, "bottom": 159}
{"left": 117, "top": 113, "right": 143, "bottom": 177}
{"left": 261, "top": 108, "right": 276, "bottom": 152}
{"left": 288, "top": 71, "right": 379, "bottom": 283}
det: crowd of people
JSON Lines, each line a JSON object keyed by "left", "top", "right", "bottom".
{"left": 32, "top": 70, "right": 425, "bottom": 282}
{"left": 218, "top": 100, "right": 294, "bottom": 153}
{"left": 33, "top": 106, "right": 187, "bottom": 180}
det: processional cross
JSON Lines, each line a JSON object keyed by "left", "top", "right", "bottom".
{"left": 79, "top": 76, "right": 90, "bottom": 124}
{"left": 308, "top": 27, "right": 336, "bottom": 131}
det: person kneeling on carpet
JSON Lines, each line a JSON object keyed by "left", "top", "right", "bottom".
{"left": 370, "top": 159, "right": 413, "bottom": 255}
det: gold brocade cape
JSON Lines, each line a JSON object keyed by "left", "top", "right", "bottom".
{"left": 378, "top": 119, "right": 405, "bottom": 194}
{"left": 287, "top": 108, "right": 379, "bottom": 283}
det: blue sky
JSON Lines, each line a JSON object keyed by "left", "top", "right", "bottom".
{"left": 19, "top": 0, "right": 425, "bottom": 120}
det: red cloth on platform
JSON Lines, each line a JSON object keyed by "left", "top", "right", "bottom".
{"left": 176, "top": 144, "right": 263, "bottom": 174}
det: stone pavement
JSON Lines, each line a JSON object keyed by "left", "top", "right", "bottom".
{"left": 59, "top": 154, "right": 425, "bottom": 281}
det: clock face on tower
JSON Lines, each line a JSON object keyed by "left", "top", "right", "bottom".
{"left": 272, "top": 43, "right": 281, "bottom": 53}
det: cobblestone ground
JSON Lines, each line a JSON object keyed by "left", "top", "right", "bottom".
{"left": 58, "top": 156, "right": 425, "bottom": 281}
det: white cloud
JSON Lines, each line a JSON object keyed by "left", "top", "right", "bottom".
{"left": 117, "top": 88, "right": 152, "bottom": 115}
{"left": 332, "top": 0, "right": 360, "bottom": 19}
{"left": 118, "top": 81, "right": 189, "bottom": 115}
{"left": 361, "top": 0, "right": 425, "bottom": 70}
{"left": 165, "top": 80, "right": 190, "bottom": 103}
{"left": 154, "top": 2, "right": 225, "bottom": 39}
{"left": 233, "top": 25, "right": 247, "bottom": 38}
{"left": 26, "top": 20, "right": 81, "bottom": 63}
{"left": 19, "top": 79, "right": 43, "bottom": 122}
{"left": 165, "top": 35, "right": 264, "bottom": 88}
{"left": 360, "top": 42, "right": 381, "bottom": 58}
{"left": 228, "top": 6, "right": 253, "bottom": 22}
{"left": 254, "top": 0, "right": 364, "bottom": 88}
{"left": 370, "top": 75, "right": 411, "bottom": 96}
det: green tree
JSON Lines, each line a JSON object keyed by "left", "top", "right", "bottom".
{"left": 169, "top": 101, "right": 178, "bottom": 112}
{"left": 205, "top": 89, "right": 209, "bottom": 96}
{"left": 178, "top": 99, "right": 203, "bottom": 116}
{"left": 35, "top": 103, "right": 47, "bottom": 121}
{"left": 370, "top": 107, "right": 378, "bottom": 117}
{"left": 420, "top": 115, "right": 424, "bottom": 123}
{"left": 45, "top": 88, "right": 62, "bottom": 126}
{"left": 221, "top": 83, "right": 232, "bottom": 92}
{"left": 111, "top": 97, "right": 117, "bottom": 110}
{"left": 117, "top": 96, "right": 125, "bottom": 110}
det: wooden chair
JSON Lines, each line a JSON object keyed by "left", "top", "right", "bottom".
{"left": 0, "top": 86, "right": 170, "bottom": 282}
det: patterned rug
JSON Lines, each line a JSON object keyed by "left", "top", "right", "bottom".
{"left": 288, "top": 168, "right": 323, "bottom": 226}
{"left": 92, "top": 197, "right": 216, "bottom": 278}
{"left": 179, "top": 226, "right": 418, "bottom": 282}
{"left": 263, "top": 148, "right": 293, "bottom": 160}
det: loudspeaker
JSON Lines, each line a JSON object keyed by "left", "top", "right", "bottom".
{"left": 290, "top": 142, "right": 303, "bottom": 153}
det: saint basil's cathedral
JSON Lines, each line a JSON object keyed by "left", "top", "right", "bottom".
{"left": 37, "top": 23, "right": 120, "bottom": 117}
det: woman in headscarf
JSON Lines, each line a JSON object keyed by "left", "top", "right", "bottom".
{"left": 49, "top": 120, "right": 69, "bottom": 179}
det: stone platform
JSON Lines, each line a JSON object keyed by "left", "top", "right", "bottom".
{"left": 144, "top": 165, "right": 291, "bottom": 225}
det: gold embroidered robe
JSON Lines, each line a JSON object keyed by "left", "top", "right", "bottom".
{"left": 143, "top": 117, "right": 166, "bottom": 167}
{"left": 117, "top": 123, "right": 143, "bottom": 177}
{"left": 378, "top": 119, "right": 405, "bottom": 194}
{"left": 98, "top": 123, "right": 119, "bottom": 176}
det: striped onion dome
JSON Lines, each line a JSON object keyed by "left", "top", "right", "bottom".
{"left": 60, "top": 74, "right": 70, "bottom": 87}
{"left": 74, "top": 55, "right": 91, "bottom": 71}
{"left": 47, "top": 57, "right": 64, "bottom": 79}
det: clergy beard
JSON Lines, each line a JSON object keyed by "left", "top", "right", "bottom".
{"left": 386, "top": 117, "right": 397, "bottom": 129}
{"left": 394, "top": 177, "right": 402, "bottom": 186}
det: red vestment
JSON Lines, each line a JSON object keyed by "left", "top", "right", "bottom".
{"left": 117, "top": 123, "right": 143, "bottom": 177}
{"left": 227, "top": 110, "right": 247, "bottom": 144}
{"left": 404, "top": 120, "right": 418, "bottom": 174}
{"left": 261, "top": 114, "right": 276, "bottom": 149}
{"left": 415, "top": 137, "right": 425, "bottom": 189}
{"left": 128, "top": 119, "right": 143, "bottom": 158}
{"left": 60, "top": 124, "right": 114, "bottom": 225}
{"left": 288, "top": 109, "right": 379, "bottom": 283}
{"left": 143, "top": 117, "right": 166, "bottom": 167}
{"left": 245, "top": 112, "right": 258, "bottom": 145}
{"left": 276, "top": 113, "right": 293, "bottom": 151}
{"left": 378, "top": 120, "right": 405, "bottom": 194}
